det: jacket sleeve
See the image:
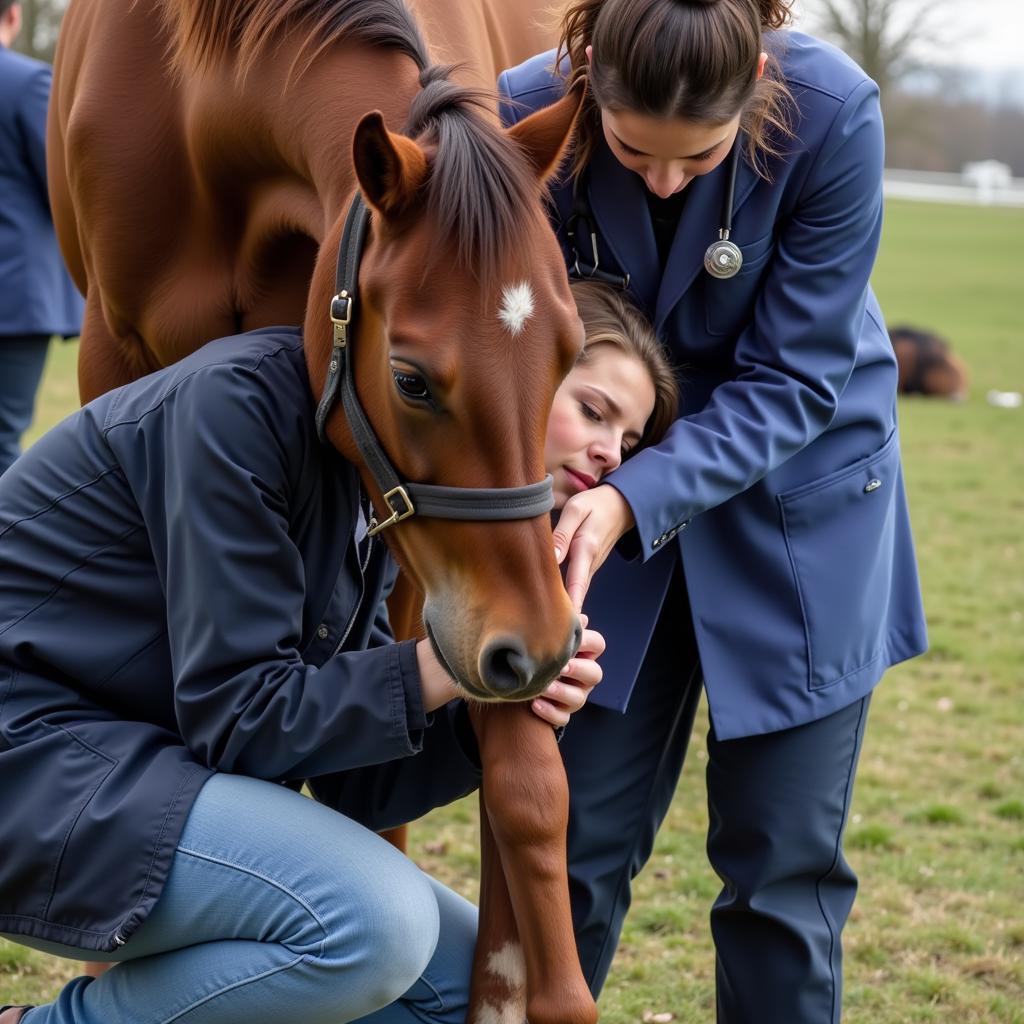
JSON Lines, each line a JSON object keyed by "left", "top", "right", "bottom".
{"left": 17, "top": 64, "right": 52, "bottom": 207}
{"left": 119, "top": 361, "right": 427, "bottom": 780}
{"left": 607, "top": 79, "right": 887, "bottom": 558}
{"left": 307, "top": 700, "right": 482, "bottom": 831}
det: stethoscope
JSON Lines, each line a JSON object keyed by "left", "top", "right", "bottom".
{"left": 566, "top": 137, "right": 744, "bottom": 288}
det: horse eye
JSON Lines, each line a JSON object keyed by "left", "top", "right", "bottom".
{"left": 392, "top": 369, "right": 430, "bottom": 401}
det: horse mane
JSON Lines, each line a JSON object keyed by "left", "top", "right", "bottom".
{"left": 158, "top": 0, "right": 430, "bottom": 79}
{"left": 405, "top": 66, "right": 544, "bottom": 286}
{"left": 158, "top": 0, "right": 544, "bottom": 286}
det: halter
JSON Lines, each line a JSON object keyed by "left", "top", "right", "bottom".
{"left": 315, "top": 192, "right": 555, "bottom": 538}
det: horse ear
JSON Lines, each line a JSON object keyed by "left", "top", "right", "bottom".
{"left": 352, "top": 111, "right": 429, "bottom": 220}
{"left": 506, "top": 83, "right": 585, "bottom": 185}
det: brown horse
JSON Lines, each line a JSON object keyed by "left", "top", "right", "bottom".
{"left": 49, "top": 1, "right": 595, "bottom": 1022}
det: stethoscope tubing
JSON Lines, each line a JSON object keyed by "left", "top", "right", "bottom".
{"left": 567, "top": 135, "right": 745, "bottom": 286}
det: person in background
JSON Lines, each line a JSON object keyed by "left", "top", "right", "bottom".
{"left": 499, "top": 1, "right": 928, "bottom": 1020}
{"left": 0, "top": 0, "right": 83, "bottom": 476}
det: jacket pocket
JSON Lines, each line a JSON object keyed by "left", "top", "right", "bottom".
{"left": 0, "top": 720, "right": 116, "bottom": 924}
{"left": 779, "top": 430, "right": 901, "bottom": 690}
{"left": 704, "top": 232, "right": 775, "bottom": 337}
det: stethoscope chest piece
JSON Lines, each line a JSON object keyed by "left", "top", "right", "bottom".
{"left": 704, "top": 235, "right": 743, "bottom": 280}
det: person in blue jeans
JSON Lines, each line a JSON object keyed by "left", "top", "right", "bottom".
{"left": 0, "top": 0, "right": 83, "bottom": 476}
{"left": 0, "top": 327, "right": 604, "bottom": 1024}
{"left": 499, "top": 0, "right": 928, "bottom": 1020}
{"left": 0, "top": 277, "right": 678, "bottom": 1023}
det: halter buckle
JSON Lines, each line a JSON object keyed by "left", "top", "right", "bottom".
{"left": 330, "top": 291, "right": 353, "bottom": 345}
{"left": 367, "top": 485, "right": 415, "bottom": 537}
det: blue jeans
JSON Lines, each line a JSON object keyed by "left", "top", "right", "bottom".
{"left": 0, "top": 335, "right": 51, "bottom": 476}
{"left": 12, "top": 773, "right": 476, "bottom": 1024}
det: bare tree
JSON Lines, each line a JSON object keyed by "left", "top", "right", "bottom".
{"left": 800, "top": 0, "right": 953, "bottom": 99}
{"left": 11, "top": 0, "right": 70, "bottom": 63}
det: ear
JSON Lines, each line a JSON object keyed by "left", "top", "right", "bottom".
{"left": 352, "top": 111, "right": 429, "bottom": 220}
{"left": 506, "top": 83, "right": 586, "bottom": 185}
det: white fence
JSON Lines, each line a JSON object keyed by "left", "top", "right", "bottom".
{"left": 883, "top": 168, "right": 1024, "bottom": 207}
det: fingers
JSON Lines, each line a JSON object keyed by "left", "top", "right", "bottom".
{"left": 560, "top": 658, "right": 602, "bottom": 693}
{"left": 553, "top": 499, "right": 589, "bottom": 564}
{"left": 576, "top": 626, "right": 605, "bottom": 661}
{"left": 531, "top": 696, "right": 570, "bottom": 728}
{"left": 564, "top": 543, "right": 596, "bottom": 613}
{"left": 529, "top": 630, "right": 604, "bottom": 729}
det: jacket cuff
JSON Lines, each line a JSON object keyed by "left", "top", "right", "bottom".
{"left": 607, "top": 470, "right": 691, "bottom": 563}
{"left": 394, "top": 638, "right": 427, "bottom": 748}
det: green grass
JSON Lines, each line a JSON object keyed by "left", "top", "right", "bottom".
{"left": 4, "top": 199, "right": 1024, "bottom": 1018}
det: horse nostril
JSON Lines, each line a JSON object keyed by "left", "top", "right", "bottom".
{"left": 571, "top": 618, "right": 583, "bottom": 658}
{"left": 480, "top": 637, "right": 534, "bottom": 696}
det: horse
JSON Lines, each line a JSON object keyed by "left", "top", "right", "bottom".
{"left": 48, "top": 2, "right": 596, "bottom": 1023}
{"left": 890, "top": 324, "right": 970, "bottom": 401}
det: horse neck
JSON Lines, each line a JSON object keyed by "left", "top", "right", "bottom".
{"left": 257, "top": 44, "right": 423, "bottom": 224}
{"left": 226, "top": 42, "right": 424, "bottom": 407}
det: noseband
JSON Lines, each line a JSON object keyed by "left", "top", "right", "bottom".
{"left": 315, "top": 192, "right": 555, "bottom": 537}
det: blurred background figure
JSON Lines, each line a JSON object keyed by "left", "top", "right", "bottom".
{"left": 890, "top": 324, "right": 970, "bottom": 400}
{"left": 0, "top": 0, "right": 82, "bottom": 476}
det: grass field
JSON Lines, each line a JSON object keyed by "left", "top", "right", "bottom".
{"left": 3, "top": 199, "right": 1023, "bottom": 1020}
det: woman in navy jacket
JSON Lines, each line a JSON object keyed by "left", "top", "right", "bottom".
{"left": 499, "top": 0, "right": 928, "bottom": 1019}
{"left": 0, "top": 328, "right": 603, "bottom": 1024}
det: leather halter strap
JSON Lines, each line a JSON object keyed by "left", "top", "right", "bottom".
{"left": 314, "top": 192, "right": 554, "bottom": 537}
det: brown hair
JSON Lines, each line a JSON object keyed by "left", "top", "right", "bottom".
{"left": 558, "top": 0, "right": 795, "bottom": 179}
{"left": 570, "top": 280, "right": 678, "bottom": 449}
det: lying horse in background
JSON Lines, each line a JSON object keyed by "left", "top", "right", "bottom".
{"left": 49, "top": 1, "right": 594, "bottom": 1022}
{"left": 890, "top": 324, "right": 970, "bottom": 401}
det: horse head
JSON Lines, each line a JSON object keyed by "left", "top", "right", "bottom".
{"left": 306, "top": 75, "right": 585, "bottom": 702}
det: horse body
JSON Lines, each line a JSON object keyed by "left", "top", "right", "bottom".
{"left": 50, "top": 0, "right": 560, "bottom": 397}
{"left": 52, "top": 0, "right": 412, "bottom": 390}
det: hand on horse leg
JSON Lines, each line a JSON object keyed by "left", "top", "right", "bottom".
{"left": 470, "top": 703, "right": 598, "bottom": 1024}
{"left": 468, "top": 790, "right": 528, "bottom": 1024}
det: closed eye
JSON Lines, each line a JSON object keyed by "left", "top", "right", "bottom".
{"left": 617, "top": 139, "right": 720, "bottom": 162}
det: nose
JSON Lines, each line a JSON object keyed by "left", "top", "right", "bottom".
{"left": 589, "top": 434, "right": 622, "bottom": 474}
{"left": 478, "top": 619, "right": 582, "bottom": 700}
{"left": 644, "top": 167, "right": 685, "bottom": 199}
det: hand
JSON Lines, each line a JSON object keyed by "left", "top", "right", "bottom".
{"left": 553, "top": 484, "right": 635, "bottom": 612}
{"left": 415, "top": 638, "right": 460, "bottom": 713}
{"left": 530, "top": 615, "right": 605, "bottom": 728}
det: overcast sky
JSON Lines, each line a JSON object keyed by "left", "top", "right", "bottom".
{"left": 793, "top": 0, "right": 1024, "bottom": 71}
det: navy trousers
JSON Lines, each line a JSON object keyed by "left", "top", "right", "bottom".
{"left": 0, "top": 334, "right": 50, "bottom": 476}
{"left": 562, "top": 563, "right": 870, "bottom": 1023}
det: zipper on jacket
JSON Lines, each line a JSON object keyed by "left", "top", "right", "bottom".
{"left": 331, "top": 509, "right": 374, "bottom": 658}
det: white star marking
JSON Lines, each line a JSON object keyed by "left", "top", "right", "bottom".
{"left": 497, "top": 281, "right": 535, "bottom": 336}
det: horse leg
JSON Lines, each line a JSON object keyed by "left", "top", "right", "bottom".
{"left": 467, "top": 787, "right": 527, "bottom": 1024}
{"left": 470, "top": 703, "right": 597, "bottom": 1024}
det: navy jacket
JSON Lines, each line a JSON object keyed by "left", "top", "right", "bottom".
{"left": 500, "top": 33, "right": 928, "bottom": 738}
{"left": 0, "top": 44, "right": 83, "bottom": 338}
{"left": 0, "top": 329, "right": 480, "bottom": 952}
